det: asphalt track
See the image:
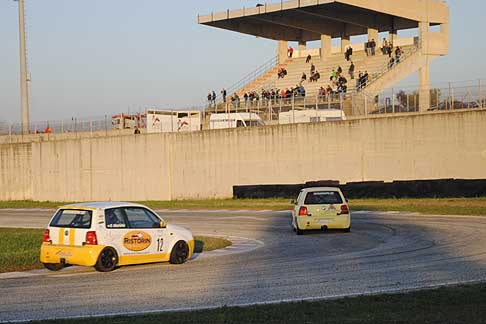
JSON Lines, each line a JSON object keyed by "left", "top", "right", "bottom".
{"left": 1, "top": 209, "right": 486, "bottom": 322}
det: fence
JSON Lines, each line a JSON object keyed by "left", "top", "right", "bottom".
{"left": 1, "top": 80, "right": 485, "bottom": 140}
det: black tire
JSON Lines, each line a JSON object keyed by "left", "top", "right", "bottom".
{"left": 343, "top": 226, "right": 351, "bottom": 233}
{"left": 296, "top": 224, "right": 304, "bottom": 236}
{"left": 170, "top": 241, "right": 189, "bottom": 264}
{"left": 95, "top": 247, "right": 118, "bottom": 272}
{"left": 43, "top": 263, "right": 64, "bottom": 271}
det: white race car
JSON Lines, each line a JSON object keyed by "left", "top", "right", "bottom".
{"left": 40, "top": 202, "right": 194, "bottom": 272}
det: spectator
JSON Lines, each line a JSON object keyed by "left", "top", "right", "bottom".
{"left": 395, "top": 47, "right": 402, "bottom": 63}
{"left": 345, "top": 46, "right": 353, "bottom": 61}
{"left": 337, "top": 65, "right": 343, "bottom": 75}
{"left": 388, "top": 56, "right": 395, "bottom": 70}
{"left": 221, "top": 88, "right": 227, "bottom": 103}
{"left": 301, "top": 72, "right": 307, "bottom": 82}
{"left": 348, "top": 61, "right": 355, "bottom": 80}
{"left": 277, "top": 68, "right": 287, "bottom": 79}
{"left": 370, "top": 39, "right": 376, "bottom": 55}
{"left": 365, "top": 41, "right": 371, "bottom": 56}
{"left": 134, "top": 126, "right": 141, "bottom": 135}
{"left": 381, "top": 38, "right": 389, "bottom": 55}
{"left": 310, "top": 63, "right": 316, "bottom": 74}
{"left": 207, "top": 92, "right": 212, "bottom": 106}
{"left": 288, "top": 46, "right": 294, "bottom": 58}
{"left": 211, "top": 91, "right": 216, "bottom": 106}
{"left": 306, "top": 54, "right": 312, "bottom": 63}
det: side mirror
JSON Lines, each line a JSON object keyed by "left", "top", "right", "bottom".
{"left": 160, "top": 220, "right": 167, "bottom": 228}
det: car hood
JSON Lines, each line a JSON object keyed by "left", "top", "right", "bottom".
{"left": 166, "top": 224, "right": 193, "bottom": 240}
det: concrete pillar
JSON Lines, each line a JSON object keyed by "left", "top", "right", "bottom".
{"left": 440, "top": 22, "right": 449, "bottom": 52}
{"left": 389, "top": 30, "right": 397, "bottom": 46}
{"left": 419, "top": 59, "right": 430, "bottom": 113}
{"left": 298, "top": 41, "right": 306, "bottom": 51}
{"left": 341, "top": 35, "right": 350, "bottom": 53}
{"left": 367, "top": 28, "right": 378, "bottom": 42}
{"left": 277, "top": 40, "right": 288, "bottom": 64}
{"left": 320, "top": 34, "right": 331, "bottom": 62}
{"left": 419, "top": 21, "right": 430, "bottom": 53}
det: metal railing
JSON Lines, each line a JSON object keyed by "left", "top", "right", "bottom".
{"left": 1, "top": 80, "right": 484, "bottom": 141}
{"left": 211, "top": 55, "right": 278, "bottom": 104}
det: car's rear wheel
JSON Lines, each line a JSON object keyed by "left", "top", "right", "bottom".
{"left": 43, "top": 263, "right": 64, "bottom": 271}
{"left": 170, "top": 241, "right": 189, "bottom": 264}
{"left": 296, "top": 224, "right": 304, "bottom": 235}
{"left": 95, "top": 247, "right": 118, "bottom": 272}
{"left": 343, "top": 226, "right": 351, "bottom": 233}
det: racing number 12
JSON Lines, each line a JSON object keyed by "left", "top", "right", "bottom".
{"left": 156, "top": 237, "right": 164, "bottom": 252}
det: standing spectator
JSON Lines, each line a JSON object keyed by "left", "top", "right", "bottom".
{"left": 211, "top": 91, "right": 216, "bottom": 106}
{"left": 305, "top": 54, "right": 312, "bottom": 63}
{"left": 337, "top": 65, "right": 343, "bottom": 75}
{"left": 345, "top": 46, "right": 353, "bottom": 61}
{"left": 301, "top": 72, "right": 307, "bottom": 82}
{"left": 370, "top": 39, "right": 376, "bottom": 55}
{"left": 348, "top": 61, "right": 355, "bottom": 80}
{"left": 310, "top": 63, "right": 316, "bottom": 74}
{"left": 381, "top": 38, "right": 389, "bottom": 55}
{"left": 288, "top": 46, "right": 294, "bottom": 58}
{"left": 365, "top": 41, "right": 371, "bottom": 56}
{"left": 207, "top": 92, "right": 212, "bottom": 106}
{"left": 221, "top": 88, "right": 227, "bottom": 103}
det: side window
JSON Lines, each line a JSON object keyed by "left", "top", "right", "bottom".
{"left": 124, "top": 208, "right": 160, "bottom": 229}
{"left": 105, "top": 208, "right": 128, "bottom": 229}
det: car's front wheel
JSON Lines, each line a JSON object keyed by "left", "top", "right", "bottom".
{"left": 95, "top": 247, "right": 118, "bottom": 272}
{"left": 43, "top": 263, "right": 64, "bottom": 271}
{"left": 170, "top": 241, "right": 189, "bottom": 264}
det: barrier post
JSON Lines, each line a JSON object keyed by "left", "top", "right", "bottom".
{"left": 392, "top": 88, "right": 395, "bottom": 113}
{"left": 292, "top": 94, "right": 295, "bottom": 124}
{"left": 479, "top": 79, "right": 483, "bottom": 108}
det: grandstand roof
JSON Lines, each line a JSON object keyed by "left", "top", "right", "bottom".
{"left": 198, "top": 0, "right": 448, "bottom": 42}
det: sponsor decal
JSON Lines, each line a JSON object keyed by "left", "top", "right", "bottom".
{"left": 123, "top": 231, "right": 152, "bottom": 251}
{"left": 56, "top": 250, "right": 73, "bottom": 257}
{"left": 328, "top": 204, "right": 336, "bottom": 210}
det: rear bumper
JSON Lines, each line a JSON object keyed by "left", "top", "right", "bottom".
{"left": 40, "top": 243, "right": 105, "bottom": 267}
{"left": 297, "top": 216, "right": 351, "bottom": 230}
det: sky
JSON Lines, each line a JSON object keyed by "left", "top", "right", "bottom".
{"left": 0, "top": 0, "right": 484, "bottom": 123}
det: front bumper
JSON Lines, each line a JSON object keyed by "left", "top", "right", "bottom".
{"left": 40, "top": 243, "right": 105, "bottom": 267}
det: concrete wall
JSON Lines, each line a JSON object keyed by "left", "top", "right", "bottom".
{"left": 1, "top": 110, "right": 486, "bottom": 201}
{"left": 0, "top": 143, "right": 32, "bottom": 200}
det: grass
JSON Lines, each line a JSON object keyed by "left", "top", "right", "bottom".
{"left": 0, "top": 229, "right": 231, "bottom": 273}
{"left": 1, "top": 198, "right": 486, "bottom": 216}
{"left": 29, "top": 282, "right": 486, "bottom": 324}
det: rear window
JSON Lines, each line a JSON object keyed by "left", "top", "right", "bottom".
{"left": 50, "top": 209, "right": 92, "bottom": 229}
{"left": 304, "top": 191, "right": 343, "bottom": 205}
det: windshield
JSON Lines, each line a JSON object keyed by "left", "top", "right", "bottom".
{"left": 50, "top": 209, "right": 92, "bottom": 229}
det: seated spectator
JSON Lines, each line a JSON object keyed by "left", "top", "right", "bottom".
{"left": 388, "top": 56, "right": 395, "bottom": 70}
{"left": 306, "top": 54, "right": 312, "bottom": 63}
{"left": 301, "top": 72, "right": 307, "bottom": 82}
{"left": 337, "top": 65, "right": 343, "bottom": 75}
{"left": 310, "top": 63, "right": 316, "bottom": 74}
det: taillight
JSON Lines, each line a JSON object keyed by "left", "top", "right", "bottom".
{"left": 42, "top": 229, "right": 51, "bottom": 243}
{"left": 85, "top": 231, "right": 98, "bottom": 245}
{"left": 340, "top": 205, "right": 349, "bottom": 215}
{"left": 299, "top": 206, "right": 308, "bottom": 216}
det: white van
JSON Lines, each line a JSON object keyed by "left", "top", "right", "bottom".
{"left": 147, "top": 110, "right": 201, "bottom": 133}
{"left": 209, "top": 113, "right": 265, "bottom": 130}
{"left": 279, "top": 109, "right": 346, "bottom": 125}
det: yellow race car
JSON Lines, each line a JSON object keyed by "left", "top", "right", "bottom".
{"left": 291, "top": 187, "right": 351, "bottom": 235}
{"left": 40, "top": 202, "right": 194, "bottom": 272}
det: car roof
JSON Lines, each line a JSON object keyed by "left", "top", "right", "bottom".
{"left": 59, "top": 202, "right": 146, "bottom": 210}
{"left": 301, "top": 187, "right": 342, "bottom": 193}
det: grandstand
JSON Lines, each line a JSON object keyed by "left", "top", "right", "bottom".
{"left": 199, "top": 0, "right": 449, "bottom": 116}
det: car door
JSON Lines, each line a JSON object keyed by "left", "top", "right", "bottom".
{"left": 122, "top": 207, "right": 171, "bottom": 258}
